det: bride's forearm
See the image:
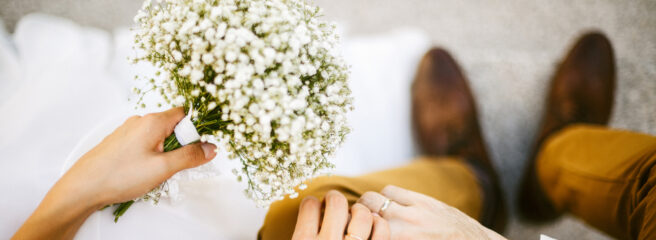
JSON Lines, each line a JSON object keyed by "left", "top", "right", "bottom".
{"left": 12, "top": 175, "right": 103, "bottom": 240}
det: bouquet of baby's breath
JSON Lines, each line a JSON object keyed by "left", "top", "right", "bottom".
{"left": 111, "top": 0, "right": 351, "bottom": 221}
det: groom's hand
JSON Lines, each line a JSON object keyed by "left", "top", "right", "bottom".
{"left": 357, "top": 185, "right": 506, "bottom": 240}
{"left": 13, "top": 108, "right": 217, "bottom": 240}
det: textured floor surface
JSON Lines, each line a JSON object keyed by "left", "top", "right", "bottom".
{"left": 2, "top": 0, "right": 655, "bottom": 239}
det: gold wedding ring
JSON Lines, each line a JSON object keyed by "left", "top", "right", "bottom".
{"left": 379, "top": 198, "right": 391, "bottom": 214}
{"left": 345, "top": 233, "right": 364, "bottom": 240}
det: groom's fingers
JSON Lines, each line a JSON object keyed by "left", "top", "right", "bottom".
{"left": 160, "top": 142, "right": 216, "bottom": 175}
{"left": 358, "top": 191, "right": 407, "bottom": 219}
{"left": 292, "top": 196, "right": 321, "bottom": 240}
{"left": 380, "top": 185, "right": 427, "bottom": 206}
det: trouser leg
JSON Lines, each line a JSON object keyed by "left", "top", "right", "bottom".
{"left": 537, "top": 124, "right": 656, "bottom": 239}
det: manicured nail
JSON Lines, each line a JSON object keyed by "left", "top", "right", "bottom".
{"left": 201, "top": 143, "right": 217, "bottom": 159}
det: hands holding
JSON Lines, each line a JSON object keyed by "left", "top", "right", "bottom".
{"left": 292, "top": 185, "right": 505, "bottom": 240}
{"left": 13, "top": 108, "right": 217, "bottom": 240}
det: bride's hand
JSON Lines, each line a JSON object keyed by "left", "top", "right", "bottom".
{"left": 292, "top": 190, "right": 390, "bottom": 240}
{"left": 63, "top": 107, "right": 217, "bottom": 206}
{"left": 13, "top": 107, "right": 217, "bottom": 240}
{"left": 357, "top": 185, "right": 506, "bottom": 240}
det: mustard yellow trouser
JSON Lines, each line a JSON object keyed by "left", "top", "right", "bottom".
{"left": 259, "top": 125, "right": 656, "bottom": 240}
{"left": 538, "top": 125, "right": 656, "bottom": 239}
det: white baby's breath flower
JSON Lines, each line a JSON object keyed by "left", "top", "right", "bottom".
{"left": 132, "top": 0, "right": 351, "bottom": 207}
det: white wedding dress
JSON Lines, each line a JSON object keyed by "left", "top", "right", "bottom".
{"left": 0, "top": 13, "right": 430, "bottom": 239}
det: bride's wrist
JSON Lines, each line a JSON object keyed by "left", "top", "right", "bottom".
{"left": 53, "top": 172, "right": 107, "bottom": 211}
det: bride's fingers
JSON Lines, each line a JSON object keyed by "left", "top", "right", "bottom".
{"left": 357, "top": 191, "right": 407, "bottom": 219}
{"left": 144, "top": 107, "right": 185, "bottom": 141}
{"left": 371, "top": 214, "right": 391, "bottom": 240}
{"left": 291, "top": 196, "right": 321, "bottom": 240}
{"left": 346, "top": 203, "right": 373, "bottom": 240}
{"left": 160, "top": 142, "right": 216, "bottom": 174}
{"left": 318, "top": 190, "right": 349, "bottom": 239}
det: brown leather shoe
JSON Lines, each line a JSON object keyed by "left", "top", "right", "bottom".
{"left": 517, "top": 32, "right": 616, "bottom": 222}
{"left": 412, "top": 48, "right": 507, "bottom": 232}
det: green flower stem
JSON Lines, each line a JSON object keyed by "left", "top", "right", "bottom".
{"left": 112, "top": 200, "right": 134, "bottom": 222}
